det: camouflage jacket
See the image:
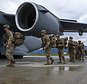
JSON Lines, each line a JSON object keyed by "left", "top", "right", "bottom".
{"left": 41, "top": 35, "right": 50, "bottom": 50}
{"left": 6, "top": 30, "right": 14, "bottom": 46}
{"left": 56, "top": 38, "right": 64, "bottom": 49}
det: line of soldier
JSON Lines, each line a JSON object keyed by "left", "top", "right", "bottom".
{"left": 41, "top": 30, "right": 85, "bottom": 65}
{"left": 68, "top": 36, "right": 85, "bottom": 62}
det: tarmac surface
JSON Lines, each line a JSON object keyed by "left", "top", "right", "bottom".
{"left": 0, "top": 56, "right": 87, "bottom": 84}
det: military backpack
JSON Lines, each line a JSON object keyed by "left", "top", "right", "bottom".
{"left": 13, "top": 32, "right": 25, "bottom": 46}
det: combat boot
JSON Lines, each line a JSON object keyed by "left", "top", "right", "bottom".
{"left": 58, "top": 57, "right": 62, "bottom": 63}
{"left": 12, "top": 60, "right": 15, "bottom": 64}
{"left": 57, "top": 61, "right": 61, "bottom": 63}
{"left": 50, "top": 57, "right": 54, "bottom": 64}
{"left": 6, "top": 60, "right": 12, "bottom": 67}
{"left": 45, "top": 60, "right": 51, "bottom": 65}
{"left": 81, "top": 56, "right": 84, "bottom": 61}
{"left": 7, "top": 60, "right": 15, "bottom": 67}
{"left": 62, "top": 57, "right": 66, "bottom": 64}
{"left": 10, "top": 60, "right": 15, "bottom": 67}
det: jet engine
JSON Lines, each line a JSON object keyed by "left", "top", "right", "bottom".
{"left": 15, "top": 2, "right": 62, "bottom": 37}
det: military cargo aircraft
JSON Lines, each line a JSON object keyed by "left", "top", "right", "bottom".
{"left": 0, "top": 2, "right": 87, "bottom": 57}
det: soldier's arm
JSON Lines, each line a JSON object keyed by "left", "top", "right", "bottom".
{"left": 7, "top": 31, "right": 13, "bottom": 46}
{"left": 44, "top": 36, "right": 50, "bottom": 49}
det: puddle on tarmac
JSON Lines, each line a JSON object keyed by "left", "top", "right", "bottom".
{"left": 53, "top": 66, "right": 84, "bottom": 71}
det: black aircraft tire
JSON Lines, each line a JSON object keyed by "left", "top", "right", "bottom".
{"left": 0, "top": 53, "right": 6, "bottom": 59}
{"left": 13, "top": 55, "right": 23, "bottom": 59}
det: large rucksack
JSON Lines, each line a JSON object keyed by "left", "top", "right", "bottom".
{"left": 13, "top": 32, "right": 25, "bottom": 46}
{"left": 2, "top": 32, "right": 25, "bottom": 46}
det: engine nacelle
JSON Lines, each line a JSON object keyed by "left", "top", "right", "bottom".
{"left": 15, "top": 2, "right": 62, "bottom": 37}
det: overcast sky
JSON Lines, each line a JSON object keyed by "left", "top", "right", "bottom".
{"left": 0, "top": 0, "right": 87, "bottom": 20}
{"left": 0, "top": 0, "right": 87, "bottom": 45}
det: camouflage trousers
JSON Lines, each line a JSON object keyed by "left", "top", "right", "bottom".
{"left": 6, "top": 44, "right": 14, "bottom": 61}
{"left": 78, "top": 51, "right": 84, "bottom": 61}
{"left": 69, "top": 50, "right": 76, "bottom": 62}
{"left": 45, "top": 47, "right": 51, "bottom": 60}
{"left": 58, "top": 48, "right": 65, "bottom": 63}
{"left": 44, "top": 47, "right": 54, "bottom": 64}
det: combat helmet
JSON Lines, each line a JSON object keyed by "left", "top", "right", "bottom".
{"left": 3, "top": 24, "right": 10, "bottom": 28}
{"left": 41, "top": 30, "right": 47, "bottom": 34}
{"left": 78, "top": 40, "right": 81, "bottom": 43}
{"left": 69, "top": 36, "right": 73, "bottom": 39}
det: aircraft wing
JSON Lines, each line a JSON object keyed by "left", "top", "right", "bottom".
{"left": 0, "top": 11, "right": 15, "bottom": 25}
{"left": 60, "top": 19, "right": 87, "bottom": 35}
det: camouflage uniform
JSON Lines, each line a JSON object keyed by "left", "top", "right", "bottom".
{"left": 68, "top": 37, "right": 76, "bottom": 62}
{"left": 77, "top": 41, "right": 84, "bottom": 61}
{"left": 75, "top": 42, "right": 79, "bottom": 60}
{"left": 41, "top": 30, "right": 54, "bottom": 65}
{"left": 3, "top": 24, "right": 15, "bottom": 67}
{"left": 62, "top": 37, "right": 68, "bottom": 48}
{"left": 82, "top": 42, "right": 85, "bottom": 61}
{"left": 72, "top": 41, "right": 77, "bottom": 61}
{"left": 56, "top": 36, "right": 65, "bottom": 63}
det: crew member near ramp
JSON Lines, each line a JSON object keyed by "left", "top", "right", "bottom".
{"left": 3, "top": 24, "right": 15, "bottom": 67}
{"left": 41, "top": 30, "right": 54, "bottom": 65}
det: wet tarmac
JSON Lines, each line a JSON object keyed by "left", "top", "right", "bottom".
{"left": 0, "top": 56, "right": 87, "bottom": 84}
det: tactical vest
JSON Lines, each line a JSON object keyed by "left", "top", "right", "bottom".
{"left": 77, "top": 43, "right": 83, "bottom": 50}
{"left": 41, "top": 35, "right": 50, "bottom": 48}
{"left": 56, "top": 38, "right": 64, "bottom": 49}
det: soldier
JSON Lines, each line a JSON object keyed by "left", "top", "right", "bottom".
{"left": 68, "top": 37, "right": 72, "bottom": 62}
{"left": 3, "top": 24, "right": 15, "bottom": 67}
{"left": 41, "top": 30, "right": 54, "bottom": 65}
{"left": 68, "top": 36, "right": 76, "bottom": 62}
{"left": 56, "top": 35, "right": 65, "bottom": 64}
{"left": 77, "top": 41, "right": 84, "bottom": 61}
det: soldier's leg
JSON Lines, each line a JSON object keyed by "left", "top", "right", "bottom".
{"left": 71, "top": 54, "right": 75, "bottom": 62}
{"left": 58, "top": 50, "right": 62, "bottom": 63}
{"left": 77, "top": 52, "right": 79, "bottom": 61}
{"left": 69, "top": 51, "right": 72, "bottom": 62}
{"left": 49, "top": 57, "right": 54, "bottom": 64}
{"left": 73, "top": 50, "right": 76, "bottom": 62}
{"left": 61, "top": 49, "right": 65, "bottom": 63}
{"left": 6, "top": 49, "right": 14, "bottom": 67}
{"left": 45, "top": 49, "right": 51, "bottom": 65}
{"left": 48, "top": 48, "right": 54, "bottom": 64}
{"left": 82, "top": 55, "right": 84, "bottom": 61}
{"left": 45, "top": 54, "right": 51, "bottom": 65}
{"left": 10, "top": 46, "right": 15, "bottom": 67}
{"left": 70, "top": 51, "right": 74, "bottom": 62}
{"left": 81, "top": 52, "right": 84, "bottom": 61}
{"left": 73, "top": 54, "right": 75, "bottom": 62}
{"left": 75, "top": 51, "right": 78, "bottom": 60}
{"left": 77, "top": 51, "right": 80, "bottom": 61}
{"left": 79, "top": 51, "right": 81, "bottom": 61}
{"left": 6, "top": 46, "right": 15, "bottom": 67}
